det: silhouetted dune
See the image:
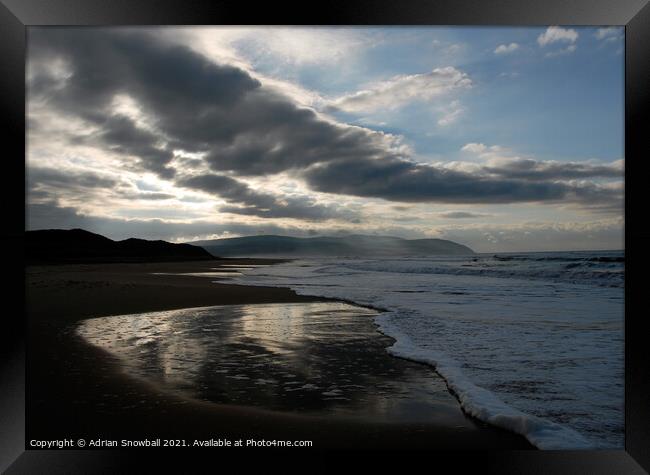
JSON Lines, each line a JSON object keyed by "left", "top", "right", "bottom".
{"left": 26, "top": 229, "right": 215, "bottom": 264}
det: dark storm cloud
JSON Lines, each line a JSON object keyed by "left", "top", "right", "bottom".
{"left": 28, "top": 166, "right": 181, "bottom": 202}
{"left": 179, "top": 174, "right": 256, "bottom": 199}
{"left": 438, "top": 211, "right": 490, "bottom": 219}
{"left": 28, "top": 29, "right": 259, "bottom": 125}
{"left": 120, "top": 191, "right": 176, "bottom": 200}
{"left": 217, "top": 204, "right": 357, "bottom": 221}
{"left": 28, "top": 28, "right": 622, "bottom": 210}
{"left": 95, "top": 115, "right": 176, "bottom": 179}
{"left": 302, "top": 157, "right": 606, "bottom": 204}
{"left": 200, "top": 109, "right": 389, "bottom": 176}
{"left": 28, "top": 28, "right": 260, "bottom": 178}
{"left": 179, "top": 174, "right": 358, "bottom": 221}
{"left": 28, "top": 166, "right": 118, "bottom": 190}
{"left": 482, "top": 159, "right": 623, "bottom": 181}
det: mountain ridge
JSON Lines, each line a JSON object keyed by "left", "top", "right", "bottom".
{"left": 190, "top": 234, "right": 474, "bottom": 257}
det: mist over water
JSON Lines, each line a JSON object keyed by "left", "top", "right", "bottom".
{"left": 231, "top": 250, "right": 624, "bottom": 449}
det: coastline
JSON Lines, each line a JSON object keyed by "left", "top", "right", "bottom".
{"left": 26, "top": 259, "right": 534, "bottom": 449}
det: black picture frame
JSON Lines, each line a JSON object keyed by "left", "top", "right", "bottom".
{"left": 2, "top": 0, "right": 649, "bottom": 472}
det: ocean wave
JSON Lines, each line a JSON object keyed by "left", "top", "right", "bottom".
{"left": 493, "top": 254, "right": 624, "bottom": 263}
{"left": 339, "top": 260, "right": 624, "bottom": 288}
{"left": 374, "top": 312, "right": 593, "bottom": 450}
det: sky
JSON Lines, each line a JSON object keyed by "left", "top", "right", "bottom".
{"left": 26, "top": 26, "right": 624, "bottom": 252}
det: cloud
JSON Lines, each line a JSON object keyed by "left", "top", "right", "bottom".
{"left": 498, "top": 71, "right": 520, "bottom": 79}
{"left": 121, "top": 192, "right": 176, "bottom": 200}
{"left": 594, "top": 27, "right": 621, "bottom": 40}
{"left": 461, "top": 143, "right": 488, "bottom": 154}
{"left": 304, "top": 154, "right": 621, "bottom": 207}
{"left": 544, "top": 44, "right": 577, "bottom": 57}
{"left": 178, "top": 173, "right": 358, "bottom": 221}
{"left": 27, "top": 28, "right": 386, "bottom": 219}
{"left": 537, "top": 26, "right": 579, "bottom": 47}
{"left": 437, "top": 100, "right": 465, "bottom": 126}
{"left": 27, "top": 166, "right": 119, "bottom": 190}
{"left": 177, "top": 27, "right": 378, "bottom": 70}
{"left": 536, "top": 27, "right": 578, "bottom": 57}
{"left": 329, "top": 67, "right": 472, "bottom": 113}
{"left": 494, "top": 43, "right": 519, "bottom": 55}
{"left": 594, "top": 27, "right": 623, "bottom": 51}
{"left": 28, "top": 28, "right": 261, "bottom": 179}
{"left": 27, "top": 165, "right": 128, "bottom": 211}
{"left": 95, "top": 114, "right": 177, "bottom": 178}
{"left": 431, "top": 40, "right": 465, "bottom": 56}
{"left": 27, "top": 165, "right": 185, "bottom": 218}
{"left": 233, "top": 28, "right": 377, "bottom": 66}
{"left": 29, "top": 29, "right": 409, "bottom": 176}
{"left": 435, "top": 218, "right": 623, "bottom": 252}
{"left": 438, "top": 211, "right": 491, "bottom": 219}
{"left": 28, "top": 28, "right": 621, "bottom": 218}
{"left": 482, "top": 157, "right": 622, "bottom": 181}
{"left": 460, "top": 143, "right": 623, "bottom": 181}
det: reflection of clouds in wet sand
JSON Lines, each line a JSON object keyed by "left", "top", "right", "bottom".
{"left": 238, "top": 304, "right": 309, "bottom": 356}
{"left": 77, "top": 303, "right": 463, "bottom": 423}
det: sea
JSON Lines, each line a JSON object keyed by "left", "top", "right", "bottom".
{"left": 229, "top": 250, "right": 625, "bottom": 450}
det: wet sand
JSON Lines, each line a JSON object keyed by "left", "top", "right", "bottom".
{"left": 26, "top": 260, "right": 534, "bottom": 449}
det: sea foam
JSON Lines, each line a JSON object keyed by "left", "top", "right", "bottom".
{"left": 374, "top": 311, "right": 592, "bottom": 449}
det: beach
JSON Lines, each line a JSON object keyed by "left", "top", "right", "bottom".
{"left": 26, "top": 260, "right": 533, "bottom": 450}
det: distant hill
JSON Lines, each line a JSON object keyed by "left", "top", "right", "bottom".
{"left": 191, "top": 235, "right": 474, "bottom": 257}
{"left": 26, "top": 229, "right": 215, "bottom": 264}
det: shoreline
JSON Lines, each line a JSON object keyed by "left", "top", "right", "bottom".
{"left": 26, "top": 259, "right": 534, "bottom": 449}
